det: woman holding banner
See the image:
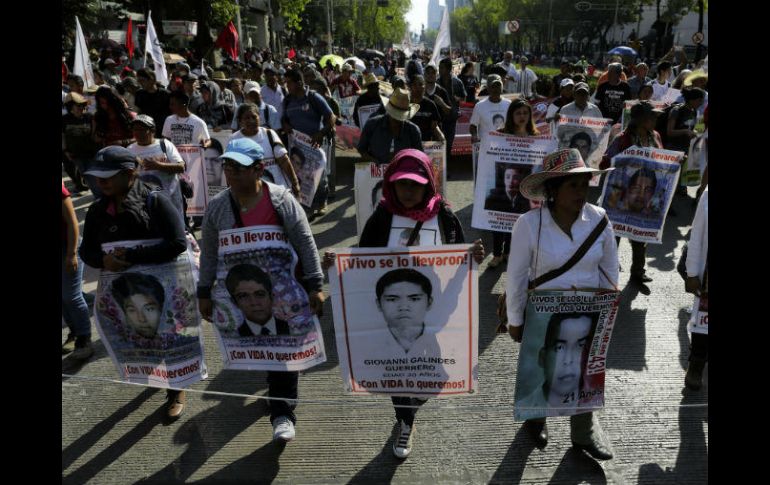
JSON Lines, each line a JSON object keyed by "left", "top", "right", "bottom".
{"left": 324, "top": 148, "right": 484, "bottom": 459}
{"left": 229, "top": 103, "right": 301, "bottom": 197}
{"left": 502, "top": 148, "right": 618, "bottom": 460}
{"left": 197, "top": 138, "right": 325, "bottom": 443}
{"left": 79, "top": 146, "right": 189, "bottom": 419}
{"left": 488, "top": 98, "right": 541, "bottom": 268}
{"left": 599, "top": 101, "right": 663, "bottom": 292}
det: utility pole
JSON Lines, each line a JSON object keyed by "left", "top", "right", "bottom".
{"left": 326, "top": 0, "right": 332, "bottom": 54}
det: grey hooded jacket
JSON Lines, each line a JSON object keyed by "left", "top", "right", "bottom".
{"left": 196, "top": 181, "right": 323, "bottom": 298}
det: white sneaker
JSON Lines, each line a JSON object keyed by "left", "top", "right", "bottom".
{"left": 272, "top": 416, "right": 295, "bottom": 442}
{"left": 392, "top": 421, "right": 414, "bottom": 459}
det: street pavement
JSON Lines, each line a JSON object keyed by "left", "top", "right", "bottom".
{"left": 62, "top": 151, "right": 708, "bottom": 484}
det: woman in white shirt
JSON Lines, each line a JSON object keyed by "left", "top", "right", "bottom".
{"left": 504, "top": 148, "right": 618, "bottom": 461}
{"left": 684, "top": 186, "right": 708, "bottom": 390}
{"left": 229, "top": 103, "right": 300, "bottom": 196}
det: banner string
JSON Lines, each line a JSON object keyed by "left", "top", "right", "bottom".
{"left": 62, "top": 374, "right": 708, "bottom": 411}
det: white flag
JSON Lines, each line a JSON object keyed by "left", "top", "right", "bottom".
{"left": 73, "top": 16, "right": 95, "bottom": 88}
{"left": 430, "top": 8, "right": 450, "bottom": 66}
{"left": 144, "top": 11, "right": 169, "bottom": 87}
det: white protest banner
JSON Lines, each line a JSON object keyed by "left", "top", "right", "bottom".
{"left": 472, "top": 132, "right": 556, "bottom": 233}
{"left": 334, "top": 94, "right": 359, "bottom": 126}
{"left": 354, "top": 162, "right": 386, "bottom": 237}
{"left": 329, "top": 245, "right": 479, "bottom": 397}
{"left": 176, "top": 145, "right": 207, "bottom": 216}
{"left": 660, "top": 87, "right": 682, "bottom": 105}
{"left": 555, "top": 115, "right": 613, "bottom": 186}
{"left": 598, "top": 146, "right": 684, "bottom": 243}
{"left": 354, "top": 151, "right": 447, "bottom": 237}
{"left": 210, "top": 226, "right": 326, "bottom": 371}
{"left": 95, "top": 239, "right": 207, "bottom": 388}
{"left": 204, "top": 130, "right": 234, "bottom": 199}
{"left": 621, "top": 100, "right": 667, "bottom": 131}
{"left": 683, "top": 134, "right": 706, "bottom": 187}
{"left": 358, "top": 104, "right": 380, "bottom": 131}
{"left": 514, "top": 289, "right": 620, "bottom": 421}
{"left": 688, "top": 294, "right": 708, "bottom": 335}
{"left": 288, "top": 131, "right": 327, "bottom": 207}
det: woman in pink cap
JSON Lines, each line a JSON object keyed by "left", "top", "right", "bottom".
{"left": 324, "top": 148, "right": 484, "bottom": 459}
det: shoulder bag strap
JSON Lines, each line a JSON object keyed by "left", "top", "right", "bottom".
{"left": 406, "top": 220, "right": 424, "bottom": 246}
{"left": 228, "top": 190, "right": 245, "bottom": 228}
{"left": 529, "top": 215, "right": 609, "bottom": 289}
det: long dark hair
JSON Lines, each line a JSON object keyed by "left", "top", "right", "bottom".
{"left": 94, "top": 86, "right": 133, "bottom": 135}
{"left": 503, "top": 98, "right": 539, "bottom": 136}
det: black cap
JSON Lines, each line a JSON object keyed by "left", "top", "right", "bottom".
{"left": 85, "top": 146, "right": 138, "bottom": 178}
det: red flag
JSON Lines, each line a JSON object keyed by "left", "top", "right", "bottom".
{"left": 126, "top": 19, "right": 134, "bottom": 60}
{"left": 215, "top": 20, "right": 239, "bottom": 61}
{"left": 288, "top": 48, "right": 296, "bottom": 59}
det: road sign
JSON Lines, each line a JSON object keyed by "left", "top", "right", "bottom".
{"left": 507, "top": 20, "right": 520, "bottom": 33}
{"left": 692, "top": 32, "right": 704, "bottom": 45}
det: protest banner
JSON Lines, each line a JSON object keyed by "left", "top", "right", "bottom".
{"left": 335, "top": 124, "right": 361, "bottom": 150}
{"left": 529, "top": 97, "right": 556, "bottom": 125}
{"left": 451, "top": 102, "right": 476, "bottom": 156}
{"left": 205, "top": 130, "right": 234, "bottom": 199}
{"left": 176, "top": 145, "right": 207, "bottom": 216}
{"left": 688, "top": 294, "right": 708, "bottom": 335}
{"left": 660, "top": 87, "right": 682, "bottom": 105}
{"left": 334, "top": 94, "right": 359, "bottom": 127}
{"left": 514, "top": 289, "right": 620, "bottom": 421}
{"left": 452, "top": 134, "right": 473, "bottom": 156}
{"left": 358, "top": 104, "right": 380, "bottom": 131}
{"left": 329, "top": 245, "right": 479, "bottom": 397}
{"left": 210, "top": 225, "right": 327, "bottom": 371}
{"left": 471, "top": 132, "right": 556, "bottom": 233}
{"left": 620, "top": 100, "right": 667, "bottom": 131}
{"left": 555, "top": 115, "right": 613, "bottom": 187}
{"left": 598, "top": 146, "right": 684, "bottom": 243}
{"left": 95, "top": 239, "right": 207, "bottom": 388}
{"left": 683, "top": 134, "right": 707, "bottom": 187}
{"left": 288, "top": 131, "right": 327, "bottom": 207}
{"left": 354, "top": 149, "right": 447, "bottom": 237}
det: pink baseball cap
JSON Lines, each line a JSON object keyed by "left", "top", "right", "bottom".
{"left": 388, "top": 156, "right": 429, "bottom": 185}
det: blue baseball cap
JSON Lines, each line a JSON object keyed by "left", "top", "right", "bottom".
{"left": 85, "top": 146, "right": 138, "bottom": 178}
{"left": 218, "top": 138, "right": 265, "bottom": 166}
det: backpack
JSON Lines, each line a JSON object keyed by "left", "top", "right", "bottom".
{"left": 281, "top": 89, "right": 327, "bottom": 124}
{"left": 654, "top": 103, "right": 681, "bottom": 147}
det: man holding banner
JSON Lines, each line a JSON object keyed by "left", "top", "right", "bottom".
{"left": 197, "top": 138, "right": 325, "bottom": 443}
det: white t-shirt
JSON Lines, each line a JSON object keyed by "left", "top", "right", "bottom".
{"left": 162, "top": 114, "right": 211, "bottom": 146}
{"left": 507, "top": 66, "right": 538, "bottom": 97}
{"left": 470, "top": 97, "right": 512, "bottom": 143}
{"left": 261, "top": 84, "right": 286, "bottom": 121}
{"left": 127, "top": 140, "right": 186, "bottom": 219}
{"left": 651, "top": 79, "right": 671, "bottom": 101}
{"left": 229, "top": 127, "right": 291, "bottom": 188}
{"left": 229, "top": 102, "right": 281, "bottom": 131}
{"left": 388, "top": 215, "right": 443, "bottom": 247}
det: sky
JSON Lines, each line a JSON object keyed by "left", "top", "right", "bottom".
{"left": 407, "top": 0, "right": 437, "bottom": 35}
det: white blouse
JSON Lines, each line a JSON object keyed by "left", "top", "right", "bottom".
{"left": 505, "top": 204, "right": 619, "bottom": 327}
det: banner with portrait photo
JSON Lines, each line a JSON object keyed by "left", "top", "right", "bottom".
{"left": 529, "top": 97, "right": 556, "bottom": 125}
{"left": 688, "top": 294, "right": 708, "bottom": 335}
{"left": 358, "top": 104, "right": 381, "bottom": 131}
{"left": 94, "top": 239, "right": 207, "bottom": 388}
{"left": 598, "top": 146, "right": 684, "bottom": 243}
{"left": 329, "top": 245, "right": 479, "bottom": 397}
{"left": 471, "top": 132, "right": 556, "bottom": 233}
{"left": 210, "top": 225, "right": 327, "bottom": 371}
{"left": 176, "top": 145, "right": 208, "bottom": 216}
{"left": 288, "top": 131, "right": 327, "bottom": 207}
{"left": 555, "top": 115, "right": 613, "bottom": 186}
{"left": 334, "top": 94, "right": 359, "bottom": 127}
{"left": 206, "top": 130, "right": 235, "bottom": 199}
{"left": 354, "top": 152, "right": 447, "bottom": 237}
{"left": 455, "top": 102, "right": 475, "bottom": 136}
{"left": 514, "top": 289, "right": 620, "bottom": 421}
{"left": 683, "top": 134, "right": 707, "bottom": 187}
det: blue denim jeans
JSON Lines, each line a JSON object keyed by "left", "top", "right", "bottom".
{"left": 61, "top": 244, "right": 91, "bottom": 338}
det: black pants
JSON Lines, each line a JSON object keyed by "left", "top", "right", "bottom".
{"left": 616, "top": 237, "right": 647, "bottom": 277}
{"left": 442, "top": 120, "right": 457, "bottom": 162}
{"left": 392, "top": 397, "right": 428, "bottom": 426}
{"left": 493, "top": 232, "right": 512, "bottom": 257}
{"left": 267, "top": 371, "right": 299, "bottom": 424}
{"left": 690, "top": 333, "right": 708, "bottom": 362}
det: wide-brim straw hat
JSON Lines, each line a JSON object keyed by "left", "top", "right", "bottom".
{"left": 384, "top": 88, "right": 419, "bottom": 121}
{"left": 520, "top": 148, "right": 613, "bottom": 201}
{"left": 683, "top": 69, "right": 708, "bottom": 87}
